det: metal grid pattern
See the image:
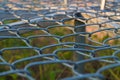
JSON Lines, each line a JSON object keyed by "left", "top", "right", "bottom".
{"left": 0, "top": 0, "right": 120, "bottom": 80}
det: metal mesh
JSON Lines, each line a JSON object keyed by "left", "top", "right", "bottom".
{"left": 0, "top": 0, "right": 120, "bottom": 80}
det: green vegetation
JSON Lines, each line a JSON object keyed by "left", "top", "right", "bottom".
{"left": 0, "top": 19, "right": 120, "bottom": 80}
{"left": 3, "top": 19, "right": 21, "bottom": 24}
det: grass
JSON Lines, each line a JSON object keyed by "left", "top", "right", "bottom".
{"left": 3, "top": 19, "right": 21, "bottom": 24}
{"left": 0, "top": 19, "right": 120, "bottom": 80}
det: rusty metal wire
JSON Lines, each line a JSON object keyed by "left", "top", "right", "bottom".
{"left": 0, "top": 0, "right": 120, "bottom": 80}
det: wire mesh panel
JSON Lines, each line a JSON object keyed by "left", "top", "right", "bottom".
{"left": 0, "top": 0, "right": 120, "bottom": 80}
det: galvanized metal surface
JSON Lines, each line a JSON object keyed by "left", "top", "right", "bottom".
{"left": 0, "top": 0, "right": 120, "bottom": 80}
